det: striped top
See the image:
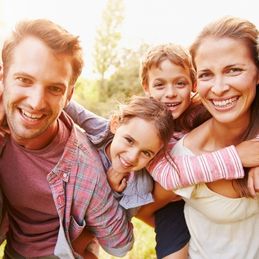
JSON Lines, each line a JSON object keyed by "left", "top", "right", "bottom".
{"left": 148, "top": 132, "right": 244, "bottom": 190}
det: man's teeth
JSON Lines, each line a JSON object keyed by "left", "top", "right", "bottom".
{"left": 22, "top": 110, "right": 43, "bottom": 119}
{"left": 212, "top": 97, "right": 238, "bottom": 107}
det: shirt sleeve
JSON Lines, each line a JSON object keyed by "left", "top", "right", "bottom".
{"left": 148, "top": 144, "right": 244, "bottom": 191}
{"left": 86, "top": 167, "right": 134, "bottom": 257}
{"left": 64, "top": 100, "right": 110, "bottom": 145}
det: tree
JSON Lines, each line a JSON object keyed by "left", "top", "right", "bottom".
{"left": 92, "top": 0, "right": 124, "bottom": 100}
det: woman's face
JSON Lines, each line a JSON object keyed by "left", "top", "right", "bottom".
{"left": 194, "top": 37, "right": 259, "bottom": 127}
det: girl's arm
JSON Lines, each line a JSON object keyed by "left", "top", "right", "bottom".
{"left": 65, "top": 100, "right": 110, "bottom": 145}
{"left": 149, "top": 138, "right": 259, "bottom": 191}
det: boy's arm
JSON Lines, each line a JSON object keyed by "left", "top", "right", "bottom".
{"left": 149, "top": 138, "right": 259, "bottom": 191}
{"left": 65, "top": 100, "right": 110, "bottom": 145}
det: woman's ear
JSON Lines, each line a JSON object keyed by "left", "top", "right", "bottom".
{"left": 110, "top": 116, "right": 120, "bottom": 134}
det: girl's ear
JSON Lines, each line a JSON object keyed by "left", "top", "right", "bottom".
{"left": 110, "top": 116, "right": 120, "bottom": 134}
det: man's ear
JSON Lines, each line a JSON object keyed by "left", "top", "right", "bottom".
{"left": 65, "top": 85, "right": 75, "bottom": 107}
{"left": 110, "top": 116, "right": 120, "bottom": 134}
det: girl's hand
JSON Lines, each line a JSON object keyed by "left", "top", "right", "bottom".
{"left": 107, "top": 167, "right": 130, "bottom": 193}
{"left": 247, "top": 167, "right": 259, "bottom": 198}
{"left": 236, "top": 138, "right": 259, "bottom": 167}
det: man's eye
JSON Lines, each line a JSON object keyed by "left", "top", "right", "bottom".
{"left": 16, "top": 77, "right": 31, "bottom": 84}
{"left": 49, "top": 86, "right": 63, "bottom": 94}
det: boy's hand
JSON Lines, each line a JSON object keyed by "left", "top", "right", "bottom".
{"left": 247, "top": 167, "right": 259, "bottom": 198}
{"left": 236, "top": 138, "right": 259, "bottom": 167}
{"left": 107, "top": 167, "right": 130, "bottom": 193}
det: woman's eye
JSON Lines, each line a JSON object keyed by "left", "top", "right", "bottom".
{"left": 197, "top": 72, "right": 212, "bottom": 81}
{"left": 227, "top": 67, "right": 243, "bottom": 75}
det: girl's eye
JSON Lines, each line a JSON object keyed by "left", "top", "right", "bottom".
{"left": 125, "top": 137, "right": 133, "bottom": 144}
{"left": 142, "top": 151, "right": 152, "bottom": 158}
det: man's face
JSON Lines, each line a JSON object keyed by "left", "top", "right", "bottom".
{"left": 2, "top": 36, "right": 74, "bottom": 149}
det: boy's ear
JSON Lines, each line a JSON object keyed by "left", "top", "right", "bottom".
{"left": 110, "top": 116, "right": 120, "bottom": 134}
{"left": 142, "top": 83, "right": 151, "bottom": 96}
{"left": 192, "top": 81, "right": 197, "bottom": 92}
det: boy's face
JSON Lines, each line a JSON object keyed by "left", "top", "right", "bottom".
{"left": 143, "top": 60, "right": 192, "bottom": 119}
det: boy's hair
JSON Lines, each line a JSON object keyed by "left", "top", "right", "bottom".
{"left": 190, "top": 16, "right": 259, "bottom": 197}
{"left": 113, "top": 96, "right": 174, "bottom": 149}
{"left": 2, "top": 19, "right": 84, "bottom": 85}
{"left": 139, "top": 43, "right": 196, "bottom": 89}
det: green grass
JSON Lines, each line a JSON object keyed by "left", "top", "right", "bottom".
{"left": 0, "top": 219, "right": 156, "bottom": 258}
{"left": 99, "top": 218, "right": 156, "bottom": 259}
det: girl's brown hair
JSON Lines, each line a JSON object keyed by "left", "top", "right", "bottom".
{"left": 113, "top": 96, "right": 174, "bottom": 150}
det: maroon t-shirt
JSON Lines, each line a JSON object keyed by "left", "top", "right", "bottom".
{"left": 0, "top": 119, "right": 70, "bottom": 257}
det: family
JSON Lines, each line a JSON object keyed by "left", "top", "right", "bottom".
{"left": 0, "top": 15, "right": 258, "bottom": 259}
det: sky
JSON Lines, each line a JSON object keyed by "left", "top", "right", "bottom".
{"left": 0, "top": 0, "right": 258, "bottom": 78}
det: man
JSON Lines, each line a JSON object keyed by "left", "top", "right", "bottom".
{"left": 0, "top": 19, "right": 133, "bottom": 258}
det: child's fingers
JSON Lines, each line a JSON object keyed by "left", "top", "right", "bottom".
{"left": 117, "top": 178, "right": 127, "bottom": 193}
{"left": 247, "top": 173, "right": 256, "bottom": 198}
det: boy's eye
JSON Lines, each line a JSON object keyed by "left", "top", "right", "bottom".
{"left": 153, "top": 82, "right": 164, "bottom": 89}
{"left": 176, "top": 81, "right": 187, "bottom": 87}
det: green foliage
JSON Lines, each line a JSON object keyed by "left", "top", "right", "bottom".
{"left": 93, "top": 0, "right": 125, "bottom": 99}
{"left": 74, "top": 44, "right": 150, "bottom": 117}
{"left": 99, "top": 218, "right": 156, "bottom": 259}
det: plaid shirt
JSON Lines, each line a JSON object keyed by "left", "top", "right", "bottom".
{"left": 0, "top": 112, "right": 134, "bottom": 258}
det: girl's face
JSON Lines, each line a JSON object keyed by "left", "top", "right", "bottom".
{"left": 143, "top": 59, "right": 193, "bottom": 119}
{"left": 195, "top": 37, "right": 259, "bottom": 127}
{"left": 108, "top": 117, "right": 164, "bottom": 173}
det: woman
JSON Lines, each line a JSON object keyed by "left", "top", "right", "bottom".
{"left": 172, "top": 16, "right": 259, "bottom": 259}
